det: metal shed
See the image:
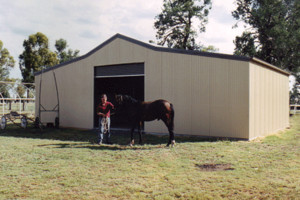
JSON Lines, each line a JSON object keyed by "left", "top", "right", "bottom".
{"left": 34, "top": 33, "right": 290, "bottom": 140}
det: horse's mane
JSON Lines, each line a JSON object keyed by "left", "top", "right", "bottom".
{"left": 122, "top": 95, "right": 140, "bottom": 104}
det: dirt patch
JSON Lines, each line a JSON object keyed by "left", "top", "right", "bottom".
{"left": 195, "top": 163, "right": 234, "bottom": 171}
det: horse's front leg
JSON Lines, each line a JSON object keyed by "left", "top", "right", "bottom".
{"left": 138, "top": 121, "right": 143, "bottom": 145}
{"left": 129, "top": 125, "right": 135, "bottom": 147}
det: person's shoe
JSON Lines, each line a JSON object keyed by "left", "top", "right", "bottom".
{"left": 106, "top": 141, "right": 113, "bottom": 145}
{"left": 98, "top": 141, "right": 103, "bottom": 145}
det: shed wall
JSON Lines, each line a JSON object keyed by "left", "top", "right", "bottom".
{"left": 35, "top": 58, "right": 94, "bottom": 129}
{"left": 35, "top": 38, "right": 148, "bottom": 129}
{"left": 249, "top": 62, "right": 290, "bottom": 139}
{"left": 145, "top": 52, "right": 250, "bottom": 139}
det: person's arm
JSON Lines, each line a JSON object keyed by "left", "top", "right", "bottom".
{"left": 108, "top": 102, "right": 115, "bottom": 115}
{"left": 97, "top": 105, "right": 106, "bottom": 117}
{"left": 110, "top": 102, "right": 115, "bottom": 110}
{"left": 98, "top": 112, "right": 106, "bottom": 117}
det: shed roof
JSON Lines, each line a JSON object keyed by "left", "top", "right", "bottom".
{"left": 35, "top": 33, "right": 290, "bottom": 76}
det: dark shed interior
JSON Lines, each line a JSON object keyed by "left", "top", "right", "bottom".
{"left": 94, "top": 63, "right": 144, "bottom": 128}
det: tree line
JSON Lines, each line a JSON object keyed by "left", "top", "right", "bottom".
{"left": 0, "top": 32, "right": 79, "bottom": 97}
{"left": 1, "top": 0, "right": 299, "bottom": 101}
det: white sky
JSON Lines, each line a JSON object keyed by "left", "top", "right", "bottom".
{"left": 0, "top": 0, "right": 246, "bottom": 79}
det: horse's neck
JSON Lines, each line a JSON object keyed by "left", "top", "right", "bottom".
{"left": 125, "top": 96, "right": 139, "bottom": 104}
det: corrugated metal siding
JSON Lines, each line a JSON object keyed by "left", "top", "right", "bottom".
{"left": 35, "top": 72, "right": 59, "bottom": 123}
{"left": 145, "top": 52, "right": 249, "bottom": 138}
{"left": 191, "top": 56, "right": 210, "bottom": 135}
{"left": 207, "top": 58, "right": 249, "bottom": 138}
{"left": 144, "top": 51, "right": 164, "bottom": 133}
{"left": 227, "top": 61, "right": 250, "bottom": 138}
{"left": 94, "top": 63, "right": 144, "bottom": 77}
{"left": 249, "top": 62, "right": 289, "bottom": 139}
{"left": 54, "top": 59, "right": 94, "bottom": 129}
{"left": 35, "top": 38, "right": 147, "bottom": 129}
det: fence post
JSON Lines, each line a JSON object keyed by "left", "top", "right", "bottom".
{"left": 23, "top": 101, "right": 25, "bottom": 111}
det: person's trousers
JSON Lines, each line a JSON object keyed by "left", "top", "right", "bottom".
{"left": 98, "top": 117, "right": 111, "bottom": 143}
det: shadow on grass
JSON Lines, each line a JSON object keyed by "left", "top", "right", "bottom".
{"left": 0, "top": 123, "right": 239, "bottom": 150}
{"left": 37, "top": 142, "right": 168, "bottom": 151}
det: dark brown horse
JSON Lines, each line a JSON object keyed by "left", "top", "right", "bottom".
{"left": 115, "top": 95, "right": 175, "bottom": 147}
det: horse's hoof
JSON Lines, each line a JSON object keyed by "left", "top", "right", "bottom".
{"left": 171, "top": 140, "right": 176, "bottom": 147}
{"left": 166, "top": 140, "right": 175, "bottom": 148}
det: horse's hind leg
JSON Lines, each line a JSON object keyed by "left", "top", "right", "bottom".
{"left": 167, "top": 129, "right": 175, "bottom": 147}
{"left": 162, "top": 117, "right": 175, "bottom": 147}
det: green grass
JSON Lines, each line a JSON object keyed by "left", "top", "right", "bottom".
{"left": 0, "top": 102, "right": 35, "bottom": 116}
{"left": 0, "top": 116, "right": 299, "bottom": 199}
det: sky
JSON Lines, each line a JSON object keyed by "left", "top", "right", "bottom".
{"left": 0, "top": 0, "right": 246, "bottom": 79}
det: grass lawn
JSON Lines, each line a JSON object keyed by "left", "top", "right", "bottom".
{"left": 0, "top": 115, "right": 299, "bottom": 199}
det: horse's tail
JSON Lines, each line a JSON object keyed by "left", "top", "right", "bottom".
{"left": 170, "top": 103, "right": 175, "bottom": 130}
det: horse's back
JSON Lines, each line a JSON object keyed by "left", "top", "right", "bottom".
{"left": 140, "top": 99, "right": 173, "bottom": 121}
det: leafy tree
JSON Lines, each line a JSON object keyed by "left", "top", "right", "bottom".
{"left": 0, "top": 40, "right": 15, "bottom": 97}
{"left": 290, "top": 84, "right": 300, "bottom": 104}
{"left": 232, "top": 0, "right": 300, "bottom": 75}
{"left": 16, "top": 84, "right": 26, "bottom": 98}
{"left": 153, "top": 0, "right": 213, "bottom": 50}
{"left": 291, "top": 75, "right": 300, "bottom": 104}
{"left": 201, "top": 45, "right": 219, "bottom": 52}
{"left": 19, "top": 32, "right": 59, "bottom": 83}
{"left": 55, "top": 39, "right": 80, "bottom": 63}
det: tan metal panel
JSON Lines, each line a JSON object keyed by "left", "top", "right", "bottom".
{"left": 144, "top": 52, "right": 250, "bottom": 138}
{"left": 144, "top": 50, "right": 164, "bottom": 133}
{"left": 107, "top": 38, "right": 120, "bottom": 64}
{"left": 205, "top": 59, "right": 249, "bottom": 138}
{"left": 227, "top": 60, "right": 249, "bottom": 138}
{"left": 35, "top": 71, "right": 59, "bottom": 124}
{"left": 209, "top": 58, "right": 230, "bottom": 137}
{"left": 171, "top": 54, "right": 192, "bottom": 134}
{"left": 54, "top": 59, "right": 94, "bottom": 129}
{"left": 249, "top": 62, "right": 289, "bottom": 139}
{"left": 118, "top": 39, "right": 146, "bottom": 64}
{"left": 190, "top": 57, "right": 210, "bottom": 135}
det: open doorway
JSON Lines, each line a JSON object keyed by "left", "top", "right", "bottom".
{"left": 94, "top": 63, "right": 144, "bottom": 128}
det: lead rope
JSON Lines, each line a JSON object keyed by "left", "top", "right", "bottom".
{"left": 101, "top": 117, "right": 109, "bottom": 134}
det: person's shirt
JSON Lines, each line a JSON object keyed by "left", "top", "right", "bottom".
{"left": 97, "top": 102, "right": 114, "bottom": 118}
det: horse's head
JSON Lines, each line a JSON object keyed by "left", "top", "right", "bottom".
{"left": 115, "top": 94, "right": 124, "bottom": 106}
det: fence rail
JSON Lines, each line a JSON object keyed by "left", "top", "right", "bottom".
{"left": 290, "top": 104, "right": 300, "bottom": 115}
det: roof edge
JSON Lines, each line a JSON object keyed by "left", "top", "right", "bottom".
{"left": 116, "top": 33, "right": 250, "bottom": 61}
{"left": 250, "top": 57, "right": 291, "bottom": 76}
{"left": 35, "top": 33, "right": 251, "bottom": 76}
{"left": 35, "top": 34, "right": 121, "bottom": 76}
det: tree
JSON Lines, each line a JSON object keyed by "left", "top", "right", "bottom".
{"left": 55, "top": 39, "right": 80, "bottom": 64}
{"left": 153, "top": 0, "right": 212, "bottom": 50}
{"left": 290, "top": 84, "right": 300, "bottom": 104}
{"left": 0, "top": 40, "right": 15, "bottom": 97}
{"left": 232, "top": 0, "right": 300, "bottom": 75}
{"left": 19, "top": 32, "right": 59, "bottom": 83}
{"left": 201, "top": 45, "right": 219, "bottom": 52}
{"left": 16, "top": 84, "right": 26, "bottom": 98}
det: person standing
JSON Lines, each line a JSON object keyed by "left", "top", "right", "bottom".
{"left": 97, "top": 94, "right": 114, "bottom": 145}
